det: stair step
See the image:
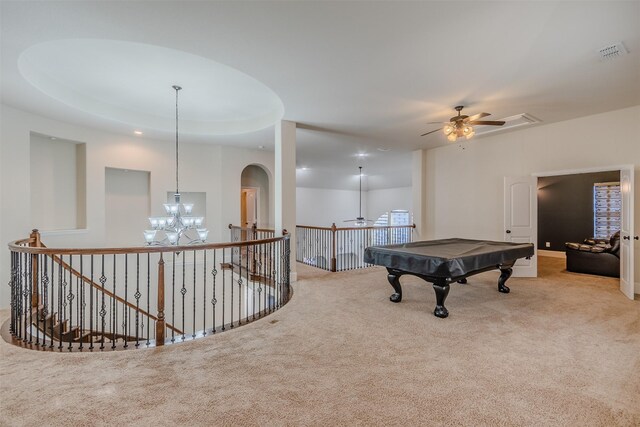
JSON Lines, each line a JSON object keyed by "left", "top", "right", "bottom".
{"left": 74, "top": 331, "right": 94, "bottom": 343}
{"left": 61, "top": 326, "right": 80, "bottom": 342}
{"left": 52, "top": 319, "right": 68, "bottom": 334}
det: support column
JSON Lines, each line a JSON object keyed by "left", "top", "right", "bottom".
{"left": 275, "top": 120, "right": 297, "bottom": 281}
{"left": 412, "top": 149, "right": 428, "bottom": 240}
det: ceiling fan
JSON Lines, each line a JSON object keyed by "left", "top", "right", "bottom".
{"left": 421, "top": 106, "right": 505, "bottom": 142}
{"left": 344, "top": 166, "right": 375, "bottom": 227}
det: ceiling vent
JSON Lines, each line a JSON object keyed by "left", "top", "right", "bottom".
{"left": 598, "top": 42, "right": 628, "bottom": 61}
{"left": 473, "top": 113, "right": 541, "bottom": 137}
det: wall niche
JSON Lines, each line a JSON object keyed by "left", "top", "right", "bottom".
{"left": 29, "top": 132, "right": 86, "bottom": 231}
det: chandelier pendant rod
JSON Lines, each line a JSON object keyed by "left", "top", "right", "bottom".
{"left": 173, "top": 85, "right": 181, "bottom": 196}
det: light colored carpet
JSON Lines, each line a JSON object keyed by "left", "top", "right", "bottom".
{"left": 1, "top": 257, "right": 639, "bottom": 426}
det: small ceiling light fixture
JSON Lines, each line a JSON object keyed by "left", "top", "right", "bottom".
{"left": 134, "top": 130, "right": 143, "bottom": 135}
{"left": 144, "top": 85, "right": 208, "bottom": 246}
{"left": 49, "top": 136, "right": 57, "bottom": 140}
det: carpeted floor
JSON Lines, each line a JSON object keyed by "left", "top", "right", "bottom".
{"left": 1, "top": 257, "right": 639, "bottom": 426}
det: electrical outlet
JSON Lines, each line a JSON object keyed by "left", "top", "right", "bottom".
{"left": 545, "top": 242, "right": 551, "bottom": 248}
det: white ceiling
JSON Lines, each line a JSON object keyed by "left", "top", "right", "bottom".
{"left": 1, "top": 1, "right": 639, "bottom": 190}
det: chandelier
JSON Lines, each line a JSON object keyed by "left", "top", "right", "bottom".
{"left": 144, "top": 85, "right": 209, "bottom": 246}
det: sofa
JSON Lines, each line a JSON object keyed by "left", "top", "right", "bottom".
{"left": 565, "top": 231, "right": 620, "bottom": 278}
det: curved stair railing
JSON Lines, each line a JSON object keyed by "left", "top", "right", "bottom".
{"left": 7, "top": 229, "right": 291, "bottom": 351}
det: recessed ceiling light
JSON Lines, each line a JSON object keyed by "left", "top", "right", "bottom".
{"left": 49, "top": 136, "right": 57, "bottom": 140}
{"left": 258, "top": 145, "right": 265, "bottom": 149}
{"left": 134, "top": 130, "right": 143, "bottom": 135}
{"left": 298, "top": 166, "right": 309, "bottom": 171}
{"left": 356, "top": 153, "right": 368, "bottom": 157}
{"left": 377, "top": 147, "right": 390, "bottom": 152}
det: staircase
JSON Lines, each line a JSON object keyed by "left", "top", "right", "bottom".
{"left": 30, "top": 305, "right": 140, "bottom": 344}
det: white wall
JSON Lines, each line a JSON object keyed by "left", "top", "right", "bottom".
{"left": 0, "top": 104, "right": 275, "bottom": 308}
{"left": 296, "top": 187, "right": 368, "bottom": 227}
{"left": 367, "top": 186, "right": 412, "bottom": 223}
{"left": 423, "top": 105, "right": 640, "bottom": 293}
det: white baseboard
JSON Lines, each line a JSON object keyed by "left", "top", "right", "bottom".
{"left": 538, "top": 249, "right": 566, "bottom": 259}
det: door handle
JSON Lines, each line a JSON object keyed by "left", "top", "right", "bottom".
{"left": 506, "top": 230, "right": 511, "bottom": 234}
{"left": 623, "top": 236, "right": 630, "bottom": 240}
{"left": 635, "top": 236, "right": 639, "bottom": 240}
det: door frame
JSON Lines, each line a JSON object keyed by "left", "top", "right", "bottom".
{"left": 532, "top": 164, "right": 635, "bottom": 299}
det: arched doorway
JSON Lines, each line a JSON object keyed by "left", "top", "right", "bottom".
{"left": 240, "top": 164, "right": 270, "bottom": 229}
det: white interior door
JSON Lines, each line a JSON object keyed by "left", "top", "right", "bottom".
{"left": 242, "top": 188, "right": 258, "bottom": 226}
{"left": 619, "top": 167, "right": 634, "bottom": 300}
{"left": 504, "top": 176, "right": 537, "bottom": 277}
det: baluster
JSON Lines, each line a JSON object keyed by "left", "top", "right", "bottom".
{"left": 246, "top": 242, "right": 250, "bottom": 323}
{"left": 192, "top": 250, "right": 196, "bottom": 338}
{"left": 89, "top": 255, "right": 94, "bottom": 350}
{"left": 78, "top": 255, "right": 84, "bottom": 350}
{"left": 230, "top": 244, "right": 234, "bottom": 329}
{"left": 203, "top": 250, "right": 207, "bottom": 336}
{"left": 135, "top": 253, "right": 140, "bottom": 347}
{"left": 99, "top": 255, "right": 106, "bottom": 350}
{"left": 238, "top": 244, "right": 242, "bottom": 327}
{"left": 111, "top": 254, "right": 117, "bottom": 350}
{"left": 156, "top": 253, "right": 166, "bottom": 346}
{"left": 212, "top": 250, "right": 217, "bottom": 334}
{"left": 171, "top": 252, "right": 176, "bottom": 343}
{"left": 123, "top": 254, "right": 128, "bottom": 349}
{"left": 181, "top": 252, "right": 186, "bottom": 340}
{"left": 221, "top": 248, "right": 226, "bottom": 331}
{"left": 146, "top": 253, "right": 150, "bottom": 346}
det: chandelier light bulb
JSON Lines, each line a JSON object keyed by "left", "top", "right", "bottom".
{"left": 144, "top": 230, "right": 157, "bottom": 243}
{"left": 447, "top": 133, "right": 457, "bottom": 142}
{"left": 197, "top": 229, "right": 209, "bottom": 241}
{"left": 166, "top": 231, "right": 179, "bottom": 245}
{"left": 443, "top": 124, "right": 454, "bottom": 136}
{"left": 183, "top": 203, "right": 194, "bottom": 215}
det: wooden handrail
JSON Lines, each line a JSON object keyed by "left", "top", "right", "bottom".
{"left": 9, "top": 234, "right": 289, "bottom": 255}
{"left": 228, "top": 224, "right": 275, "bottom": 233}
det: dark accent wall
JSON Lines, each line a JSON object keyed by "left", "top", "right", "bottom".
{"left": 537, "top": 171, "right": 620, "bottom": 251}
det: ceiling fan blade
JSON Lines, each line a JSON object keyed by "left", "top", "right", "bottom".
{"left": 425, "top": 121, "right": 448, "bottom": 125}
{"left": 464, "top": 112, "right": 490, "bottom": 122}
{"left": 469, "top": 120, "right": 505, "bottom": 126}
{"left": 420, "top": 129, "right": 441, "bottom": 137}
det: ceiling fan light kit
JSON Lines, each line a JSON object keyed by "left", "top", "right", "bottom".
{"left": 422, "top": 105, "right": 504, "bottom": 142}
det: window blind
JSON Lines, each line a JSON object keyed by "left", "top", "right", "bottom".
{"left": 593, "top": 182, "right": 621, "bottom": 239}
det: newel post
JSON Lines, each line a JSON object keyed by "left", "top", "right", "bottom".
{"left": 29, "top": 229, "right": 41, "bottom": 307}
{"left": 330, "top": 223, "right": 337, "bottom": 272}
{"left": 156, "top": 253, "right": 165, "bottom": 346}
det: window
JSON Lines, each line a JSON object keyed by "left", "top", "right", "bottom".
{"left": 593, "top": 182, "right": 621, "bottom": 239}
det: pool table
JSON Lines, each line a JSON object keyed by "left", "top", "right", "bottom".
{"left": 363, "top": 238, "right": 535, "bottom": 318}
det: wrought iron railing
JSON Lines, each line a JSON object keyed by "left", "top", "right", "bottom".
{"left": 7, "top": 229, "right": 291, "bottom": 351}
{"left": 296, "top": 224, "right": 415, "bottom": 271}
{"left": 229, "top": 224, "right": 276, "bottom": 242}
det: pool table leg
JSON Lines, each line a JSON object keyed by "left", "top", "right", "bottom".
{"left": 386, "top": 270, "right": 403, "bottom": 303}
{"left": 498, "top": 267, "right": 513, "bottom": 293}
{"left": 432, "top": 280, "right": 450, "bottom": 318}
